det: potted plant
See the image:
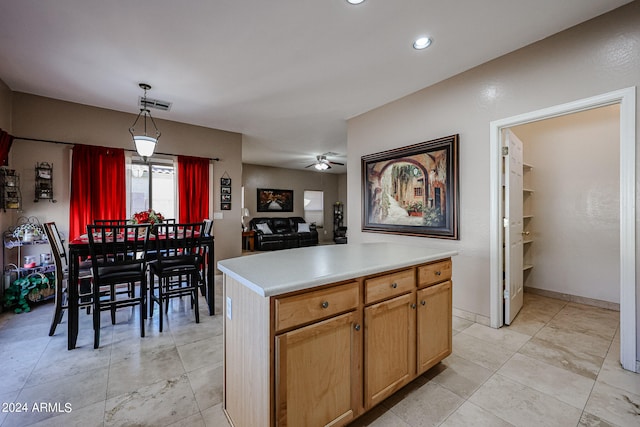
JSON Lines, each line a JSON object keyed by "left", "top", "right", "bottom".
{"left": 2, "top": 272, "right": 54, "bottom": 313}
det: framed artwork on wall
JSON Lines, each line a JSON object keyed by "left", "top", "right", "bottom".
{"left": 257, "top": 188, "right": 294, "bottom": 212}
{"left": 361, "top": 134, "right": 459, "bottom": 239}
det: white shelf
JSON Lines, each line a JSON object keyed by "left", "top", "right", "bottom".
{"left": 523, "top": 239, "right": 533, "bottom": 245}
{"left": 523, "top": 264, "right": 534, "bottom": 271}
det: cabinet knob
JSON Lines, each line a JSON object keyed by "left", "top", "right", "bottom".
{"left": 435, "top": 271, "right": 441, "bottom": 276}
{"left": 354, "top": 324, "right": 361, "bottom": 331}
{"left": 411, "top": 303, "right": 417, "bottom": 309}
{"left": 421, "top": 300, "right": 426, "bottom": 306}
{"left": 391, "top": 282, "right": 398, "bottom": 289}
{"left": 321, "top": 301, "right": 329, "bottom": 309}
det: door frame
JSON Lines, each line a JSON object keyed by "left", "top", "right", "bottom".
{"left": 489, "top": 87, "right": 637, "bottom": 372}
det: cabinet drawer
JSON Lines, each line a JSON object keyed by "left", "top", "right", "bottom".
{"left": 275, "top": 282, "right": 359, "bottom": 332}
{"left": 418, "top": 259, "right": 452, "bottom": 288}
{"left": 364, "top": 269, "right": 414, "bottom": 305}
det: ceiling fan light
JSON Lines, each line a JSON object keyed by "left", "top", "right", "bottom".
{"left": 134, "top": 135, "right": 157, "bottom": 157}
{"left": 315, "top": 162, "right": 329, "bottom": 171}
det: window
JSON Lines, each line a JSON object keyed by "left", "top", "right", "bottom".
{"left": 127, "top": 159, "right": 176, "bottom": 219}
{"left": 303, "top": 190, "right": 324, "bottom": 227}
{"left": 414, "top": 187, "right": 423, "bottom": 197}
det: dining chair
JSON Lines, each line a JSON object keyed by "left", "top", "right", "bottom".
{"left": 148, "top": 222, "right": 203, "bottom": 332}
{"left": 198, "top": 219, "right": 214, "bottom": 295}
{"left": 86, "top": 223, "right": 151, "bottom": 348}
{"left": 43, "top": 222, "right": 93, "bottom": 336}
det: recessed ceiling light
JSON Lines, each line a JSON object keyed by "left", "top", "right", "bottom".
{"left": 413, "top": 36, "right": 432, "bottom": 50}
{"left": 347, "top": 0, "right": 365, "bottom": 5}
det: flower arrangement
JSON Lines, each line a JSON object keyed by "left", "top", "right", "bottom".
{"left": 130, "top": 209, "right": 165, "bottom": 225}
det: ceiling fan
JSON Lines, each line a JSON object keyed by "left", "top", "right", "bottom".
{"left": 305, "top": 154, "right": 345, "bottom": 171}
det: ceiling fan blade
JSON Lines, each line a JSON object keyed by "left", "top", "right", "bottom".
{"left": 305, "top": 163, "right": 315, "bottom": 168}
{"left": 328, "top": 161, "right": 344, "bottom": 166}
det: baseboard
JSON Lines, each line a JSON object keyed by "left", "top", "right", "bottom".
{"left": 524, "top": 286, "right": 620, "bottom": 312}
{"left": 452, "top": 307, "right": 491, "bottom": 327}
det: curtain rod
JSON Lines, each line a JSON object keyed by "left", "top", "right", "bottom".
{"left": 14, "top": 136, "right": 221, "bottom": 161}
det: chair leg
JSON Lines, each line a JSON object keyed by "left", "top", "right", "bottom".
{"left": 110, "top": 287, "right": 117, "bottom": 325}
{"left": 193, "top": 273, "right": 200, "bottom": 324}
{"left": 93, "top": 290, "right": 101, "bottom": 349}
{"left": 140, "top": 280, "right": 146, "bottom": 338}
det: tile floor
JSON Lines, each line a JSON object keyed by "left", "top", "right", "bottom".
{"left": 0, "top": 280, "right": 638, "bottom": 426}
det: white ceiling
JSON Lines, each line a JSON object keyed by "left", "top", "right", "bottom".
{"left": 0, "top": 0, "right": 632, "bottom": 172}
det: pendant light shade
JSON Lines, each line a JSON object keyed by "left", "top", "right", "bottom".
{"left": 129, "top": 83, "right": 161, "bottom": 159}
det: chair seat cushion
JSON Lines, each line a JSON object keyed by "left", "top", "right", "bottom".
{"left": 96, "top": 263, "right": 144, "bottom": 281}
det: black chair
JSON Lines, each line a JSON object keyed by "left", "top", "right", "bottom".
{"left": 87, "top": 223, "right": 151, "bottom": 348}
{"left": 198, "top": 219, "right": 213, "bottom": 295}
{"left": 43, "top": 222, "right": 93, "bottom": 336}
{"left": 148, "top": 222, "right": 203, "bottom": 332}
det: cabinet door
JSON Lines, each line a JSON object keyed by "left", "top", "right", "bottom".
{"left": 416, "top": 281, "right": 452, "bottom": 375}
{"left": 275, "top": 311, "right": 360, "bottom": 427}
{"left": 364, "top": 292, "right": 415, "bottom": 409}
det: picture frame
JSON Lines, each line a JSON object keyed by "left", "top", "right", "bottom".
{"left": 220, "top": 177, "right": 231, "bottom": 186}
{"left": 221, "top": 202, "right": 231, "bottom": 210}
{"left": 221, "top": 194, "right": 231, "bottom": 202}
{"left": 221, "top": 186, "right": 231, "bottom": 194}
{"left": 257, "top": 188, "right": 294, "bottom": 212}
{"left": 361, "top": 134, "right": 459, "bottom": 239}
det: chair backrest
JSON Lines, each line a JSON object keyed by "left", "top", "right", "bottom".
{"left": 43, "top": 222, "right": 67, "bottom": 282}
{"left": 153, "top": 222, "right": 203, "bottom": 265}
{"left": 94, "top": 219, "right": 129, "bottom": 226}
{"left": 202, "top": 219, "right": 213, "bottom": 236}
{"left": 86, "top": 224, "right": 151, "bottom": 277}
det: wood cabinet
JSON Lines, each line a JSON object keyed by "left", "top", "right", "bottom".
{"left": 275, "top": 311, "right": 360, "bottom": 427}
{"left": 363, "top": 260, "right": 452, "bottom": 408}
{"left": 364, "top": 292, "right": 415, "bottom": 408}
{"left": 222, "top": 256, "right": 453, "bottom": 427}
{"left": 417, "top": 280, "right": 452, "bottom": 374}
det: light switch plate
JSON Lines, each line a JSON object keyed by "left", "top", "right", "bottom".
{"left": 213, "top": 212, "right": 223, "bottom": 220}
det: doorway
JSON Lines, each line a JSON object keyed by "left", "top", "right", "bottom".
{"left": 489, "top": 87, "right": 637, "bottom": 372}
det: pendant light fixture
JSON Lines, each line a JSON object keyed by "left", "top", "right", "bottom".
{"left": 129, "top": 83, "right": 161, "bottom": 159}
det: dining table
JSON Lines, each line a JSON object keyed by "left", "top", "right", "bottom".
{"left": 66, "top": 229, "right": 215, "bottom": 350}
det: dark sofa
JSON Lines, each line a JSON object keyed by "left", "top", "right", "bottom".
{"left": 249, "top": 216, "right": 318, "bottom": 251}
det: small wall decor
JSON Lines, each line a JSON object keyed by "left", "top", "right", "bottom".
{"left": 34, "top": 162, "right": 56, "bottom": 203}
{"left": 361, "top": 134, "right": 459, "bottom": 239}
{"left": 257, "top": 188, "right": 293, "bottom": 212}
{"left": 220, "top": 172, "right": 231, "bottom": 210}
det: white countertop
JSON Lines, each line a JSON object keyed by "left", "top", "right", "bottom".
{"left": 217, "top": 242, "right": 457, "bottom": 297}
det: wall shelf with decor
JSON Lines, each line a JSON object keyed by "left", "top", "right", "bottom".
{"left": 34, "top": 162, "right": 56, "bottom": 203}
{"left": 0, "top": 167, "right": 21, "bottom": 211}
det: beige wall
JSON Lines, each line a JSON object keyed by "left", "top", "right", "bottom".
{"left": 511, "top": 105, "right": 620, "bottom": 303}
{"left": 242, "top": 163, "right": 344, "bottom": 243}
{"left": 0, "top": 78, "right": 14, "bottom": 270}
{"left": 0, "top": 78, "right": 11, "bottom": 131}
{"left": 9, "top": 92, "right": 243, "bottom": 271}
{"left": 347, "top": 1, "right": 639, "bottom": 328}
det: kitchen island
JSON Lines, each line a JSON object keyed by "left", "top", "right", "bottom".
{"left": 218, "top": 242, "right": 457, "bottom": 427}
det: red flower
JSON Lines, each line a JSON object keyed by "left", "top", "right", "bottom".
{"left": 131, "top": 209, "right": 164, "bottom": 225}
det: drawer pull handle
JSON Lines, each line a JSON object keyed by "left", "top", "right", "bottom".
{"left": 354, "top": 324, "right": 361, "bottom": 331}
{"left": 391, "top": 282, "right": 398, "bottom": 289}
{"left": 435, "top": 271, "right": 441, "bottom": 276}
{"left": 421, "top": 300, "right": 426, "bottom": 306}
{"left": 321, "top": 301, "right": 329, "bottom": 309}
{"left": 411, "top": 303, "right": 417, "bottom": 309}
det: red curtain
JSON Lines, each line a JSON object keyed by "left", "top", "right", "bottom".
{"left": 69, "top": 145, "right": 126, "bottom": 239}
{"left": 0, "top": 129, "right": 14, "bottom": 166}
{"left": 177, "top": 155, "right": 210, "bottom": 223}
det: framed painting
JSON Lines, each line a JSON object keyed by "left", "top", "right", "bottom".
{"left": 221, "top": 186, "right": 231, "bottom": 194}
{"left": 257, "top": 188, "right": 294, "bottom": 212}
{"left": 361, "top": 134, "right": 459, "bottom": 239}
{"left": 221, "top": 194, "right": 231, "bottom": 202}
{"left": 221, "top": 202, "right": 231, "bottom": 210}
